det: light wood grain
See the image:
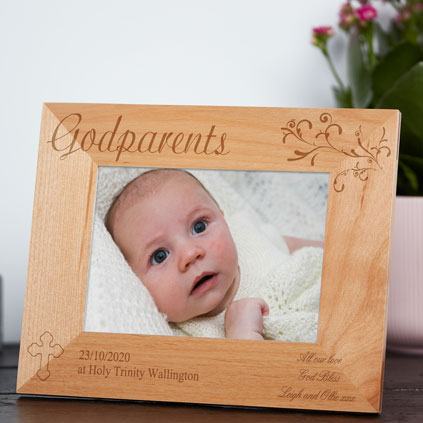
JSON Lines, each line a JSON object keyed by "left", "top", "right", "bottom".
{"left": 17, "top": 103, "right": 400, "bottom": 413}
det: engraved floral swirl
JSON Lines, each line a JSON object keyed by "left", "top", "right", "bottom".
{"left": 281, "top": 113, "right": 391, "bottom": 192}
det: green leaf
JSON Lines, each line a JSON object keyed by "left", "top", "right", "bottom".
{"left": 397, "top": 160, "right": 419, "bottom": 195}
{"left": 389, "top": 24, "right": 404, "bottom": 46}
{"left": 403, "top": 24, "right": 419, "bottom": 44}
{"left": 400, "top": 154, "right": 423, "bottom": 196}
{"left": 374, "top": 23, "right": 391, "bottom": 57}
{"left": 332, "top": 86, "right": 353, "bottom": 108}
{"left": 377, "top": 62, "right": 423, "bottom": 158}
{"left": 371, "top": 42, "right": 422, "bottom": 105}
{"left": 347, "top": 31, "right": 372, "bottom": 108}
{"left": 401, "top": 153, "right": 423, "bottom": 168}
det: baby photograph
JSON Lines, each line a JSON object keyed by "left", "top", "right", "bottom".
{"left": 85, "top": 167, "right": 329, "bottom": 343}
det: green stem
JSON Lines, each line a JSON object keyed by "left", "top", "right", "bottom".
{"left": 322, "top": 48, "right": 346, "bottom": 92}
{"left": 366, "top": 25, "right": 377, "bottom": 69}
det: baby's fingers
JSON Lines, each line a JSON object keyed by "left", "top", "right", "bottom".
{"left": 256, "top": 298, "right": 269, "bottom": 316}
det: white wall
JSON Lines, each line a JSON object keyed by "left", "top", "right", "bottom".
{"left": 0, "top": 0, "right": 345, "bottom": 343}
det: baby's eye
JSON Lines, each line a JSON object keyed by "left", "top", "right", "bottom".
{"left": 151, "top": 249, "right": 169, "bottom": 265}
{"left": 192, "top": 219, "right": 207, "bottom": 235}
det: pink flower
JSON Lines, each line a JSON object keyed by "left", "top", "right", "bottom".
{"left": 413, "top": 3, "right": 423, "bottom": 13}
{"left": 393, "top": 6, "right": 412, "bottom": 25}
{"left": 312, "top": 26, "right": 334, "bottom": 36}
{"left": 339, "top": 3, "right": 354, "bottom": 19}
{"left": 402, "top": 8, "right": 412, "bottom": 21}
{"left": 357, "top": 4, "right": 378, "bottom": 22}
{"left": 311, "top": 26, "right": 334, "bottom": 47}
{"left": 339, "top": 2, "right": 355, "bottom": 30}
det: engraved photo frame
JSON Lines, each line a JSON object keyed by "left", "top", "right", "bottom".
{"left": 17, "top": 103, "right": 400, "bottom": 413}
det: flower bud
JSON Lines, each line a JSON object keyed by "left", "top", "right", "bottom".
{"left": 339, "top": 2, "right": 355, "bottom": 31}
{"left": 311, "top": 26, "right": 334, "bottom": 48}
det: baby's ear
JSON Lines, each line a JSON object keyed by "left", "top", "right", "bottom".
{"left": 219, "top": 208, "right": 224, "bottom": 216}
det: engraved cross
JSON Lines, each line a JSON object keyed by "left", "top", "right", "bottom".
{"left": 27, "top": 331, "right": 64, "bottom": 381}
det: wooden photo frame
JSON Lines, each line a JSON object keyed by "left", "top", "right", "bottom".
{"left": 17, "top": 103, "right": 400, "bottom": 413}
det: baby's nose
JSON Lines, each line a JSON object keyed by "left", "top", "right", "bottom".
{"left": 178, "top": 245, "right": 205, "bottom": 272}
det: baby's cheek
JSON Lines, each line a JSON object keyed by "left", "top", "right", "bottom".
{"left": 154, "top": 283, "right": 174, "bottom": 306}
{"left": 209, "top": 235, "right": 227, "bottom": 254}
{"left": 158, "top": 283, "right": 188, "bottom": 318}
{"left": 143, "top": 275, "right": 171, "bottom": 308}
{"left": 211, "top": 230, "right": 238, "bottom": 263}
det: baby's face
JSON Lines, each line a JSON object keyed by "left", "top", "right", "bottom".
{"left": 112, "top": 174, "right": 240, "bottom": 322}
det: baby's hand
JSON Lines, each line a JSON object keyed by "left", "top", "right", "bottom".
{"left": 224, "top": 298, "right": 269, "bottom": 340}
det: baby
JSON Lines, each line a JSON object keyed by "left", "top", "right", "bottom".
{"left": 106, "top": 169, "right": 323, "bottom": 341}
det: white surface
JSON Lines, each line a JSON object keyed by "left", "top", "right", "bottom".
{"left": 0, "top": 0, "right": 344, "bottom": 343}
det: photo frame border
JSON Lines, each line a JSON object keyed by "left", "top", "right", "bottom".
{"left": 17, "top": 103, "right": 400, "bottom": 413}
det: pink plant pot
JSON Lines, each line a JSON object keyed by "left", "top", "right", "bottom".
{"left": 387, "top": 196, "right": 423, "bottom": 355}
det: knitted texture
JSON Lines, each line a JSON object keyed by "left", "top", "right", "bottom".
{"left": 85, "top": 213, "right": 173, "bottom": 335}
{"left": 85, "top": 167, "right": 326, "bottom": 340}
{"left": 220, "top": 170, "right": 328, "bottom": 241}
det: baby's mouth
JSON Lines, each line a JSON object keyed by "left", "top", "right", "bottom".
{"left": 190, "top": 272, "right": 217, "bottom": 296}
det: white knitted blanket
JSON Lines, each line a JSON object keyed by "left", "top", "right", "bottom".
{"left": 85, "top": 167, "right": 327, "bottom": 342}
{"left": 171, "top": 212, "right": 323, "bottom": 342}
